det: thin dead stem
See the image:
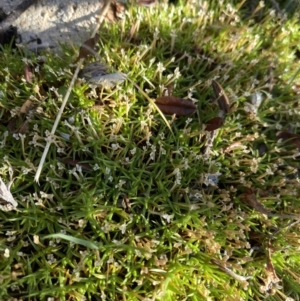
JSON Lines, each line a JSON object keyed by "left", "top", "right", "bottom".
{"left": 34, "top": 0, "right": 113, "bottom": 183}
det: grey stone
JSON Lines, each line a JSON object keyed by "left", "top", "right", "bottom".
{"left": 0, "top": 0, "right": 105, "bottom": 51}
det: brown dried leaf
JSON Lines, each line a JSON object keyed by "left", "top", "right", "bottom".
{"left": 205, "top": 116, "right": 224, "bottom": 131}
{"left": 212, "top": 80, "right": 230, "bottom": 114}
{"left": 137, "top": 0, "right": 156, "bottom": 6}
{"left": 276, "top": 131, "right": 300, "bottom": 149}
{"left": 62, "top": 158, "right": 92, "bottom": 171}
{"left": 155, "top": 96, "right": 197, "bottom": 116}
{"left": 20, "top": 99, "right": 34, "bottom": 114}
{"left": 8, "top": 99, "right": 36, "bottom": 134}
{"left": 76, "top": 34, "right": 100, "bottom": 61}
{"left": 240, "top": 188, "right": 270, "bottom": 215}
{"left": 266, "top": 247, "right": 281, "bottom": 285}
{"left": 105, "top": 1, "right": 126, "bottom": 22}
{"left": 243, "top": 188, "right": 299, "bottom": 220}
{"left": 15, "top": 120, "right": 29, "bottom": 134}
{"left": 24, "top": 64, "right": 33, "bottom": 83}
{"left": 7, "top": 117, "right": 18, "bottom": 132}
{"left": 7, "top": 117, "right": 29, "bottom": 134}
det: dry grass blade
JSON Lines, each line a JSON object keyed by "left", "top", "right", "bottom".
{"left": 212, "top": 80, "right": 230, "bottom": 114}
{"left": 127, "top": 78, "right": 173, "bottom": 136}
{"left": 0, "top": 177, "right": 18, "bottom": 211}
{"left": 34, "top": 61, "right": 83, "bottom": 183}
{"left": 258, "top": 244, "right": 282, "bottom": 294}
{"left": 155, "top": 96, "right": 197, "bottom": 116}
{"left": 211, "top": 259, "right": 251, "bottom": 290}
{"left": 272, "top": 218, "right": 300, "bottom": 236}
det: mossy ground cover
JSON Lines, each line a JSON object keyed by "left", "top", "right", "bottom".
{"left": 1, "top": 0, "right": 300, "bottom": 300}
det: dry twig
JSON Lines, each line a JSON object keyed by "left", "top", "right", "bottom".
{"left": 34, "top": 0, "right": 113, "bottom": 183}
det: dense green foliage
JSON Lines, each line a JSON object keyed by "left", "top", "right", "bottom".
{"left": 1, "top": 1, "right": 300, "bottom": 300}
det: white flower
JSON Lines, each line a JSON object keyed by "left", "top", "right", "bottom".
{"left": 13, "top": 133, "right": 20, "bottom": 140}
{"left": 149, "top": 58, "right": 156, "bottom": 66}
{"left": 130, "top": 148, "right": 136, "bottom": 155}
{"left": 183, "top": 158, "right": 189, "bottom": 170}
{"left": 205, "top": 173, "right": 220, "bottom": 186}
{"left": 162, "top": 214, "right": 173, "bottom": 223}
{"left": 153, "top": 27, "right": 160, "bottom": 39}
{"left": 119, "top": 223, "right": 127, "bottom": 234}
{"left": 185, "top": 118, "right": 193, "bottom": 125}
{"left": 101, "top": 223, "right": 111, "bottom": 233}
{"left": 111, "top": 143, "right": 120, "bottom": 151}
{"left": 174, "top": 67, "right": 181, "bottom": 79}
{"left": 156, "top": 62, "right": 165, "bottom": 73}
{"left": 170, "top": 31, "right": 177, "bottom": 38}
{"left": 78, "top": 219, "right": 85, "bottom": 228}
{"left": 140, "top": 120, "right": 147, "bottom": 129}
{"left": 160, "top": 147, "right": 166, "bottom": 155}
{"left": 4, "top": 248, "right": 10, "bottom": 258}
{"left": 115, "top": 180, "right": 126, "bottom": 188}
{"left": 93, "top": 164, "right": 100, "bottom": 171}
